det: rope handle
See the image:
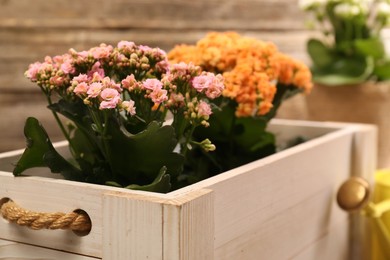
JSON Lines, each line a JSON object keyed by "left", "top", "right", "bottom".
{"left": 0, "top": 198, "right": 91, "bottom": 236}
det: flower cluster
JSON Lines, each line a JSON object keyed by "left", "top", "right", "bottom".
{"left": 19, "top": 33, "right": 313, "bottom": 191}
{"left": 168, "top": 32, "right": 312, "bottom": 117}
{"left": 299, "top": 0, "right": 390, "bottom": 84}
{"left": 21, "top": 41, "right": 225, "bottom": 192}
{"left": 167, "top": 32, "right": 313, "bottom": 178}
{"left": 25, "top": 42, "right": 223, "bottom": 128}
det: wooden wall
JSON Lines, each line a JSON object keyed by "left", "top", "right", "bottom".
{"left": 0, "top": 0, "right": 310, "bottom": 152}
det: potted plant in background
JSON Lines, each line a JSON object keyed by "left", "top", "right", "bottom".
{"left": 278, "top": 0, "right": 390, "bottom": 168}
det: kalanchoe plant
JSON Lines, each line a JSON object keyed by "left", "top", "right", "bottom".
{"left": 300, "top": 0, "right": 390, "bottom": 85}
{"left": 16, "top": 41, "right": 224, "bottom": 192}
{"left": 168, "top": 32, "right": 313, "bottom": 183}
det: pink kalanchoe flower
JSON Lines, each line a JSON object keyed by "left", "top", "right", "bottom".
{"left": 91, "top": 71, "right": 104, "bottom": 82}
{"left": 171, "top": 62, "right": 189, "bottom": 78}
{"left": 205, "top": 74, "right": 224, "bottom": 99}
{"left": 142, "top": 78, "right": 163, "bottom": 91}
{"left": 90, "top": 44, "right": 113, "bottom": 60}
{"left": 74, "top": 82, "right": 89, "bottom": 96}
{"left": 197, "top": 100, "right": 212, "bottom": 118}
{"left": 60, "top": 61, "right": 75, "bottom": 74}
{"left": 149, "top": 88, "right": 168, "bottom": 104}
{"left": 121, "top": 75, "right": 137, "bottom": 91}
{"left": 73, "top": 74, "right": 89, "bottom": 83}
{"left": 121, "top": 100, "right": 136, "bottom": 115}
{"left": 192, "top": 74, "right": 210, "bottom": 92}
{"left": 156, "top": 59, "right": 170, "bottom": 73}
{"left": 138, "top": 45, "right": 152, "bottom": 53}
{"left": 25, "top": 62, "right": 42, "bottom": 81}
{"left": 88, "top": 62, "right": 105, "bottom": 80}
{"left": 87, "top": 82, "right": 103, "bottom": 98}
{"left": 192, "top": 72, "right": 224, "bottom": 99}
{"left": 44, "top": 56, "right": 53, "bottom": 64}
{"left": 117, "top": 41, "right": 135, "bottom": 51}
{"left": 49, "top": 75, "right": 67, "bottom": 87}
{"left": 99, "top": 88, "right": 120, "bottom": 110}
{"left": 102, "top": 77, "right": 122, "bottom": 92}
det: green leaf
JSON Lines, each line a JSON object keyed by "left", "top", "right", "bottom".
{"left": 374, "top": 61, "right": 390, "bottom": 81}
{"left": 354, "top": 38, "right": 385, "bottom": 60}
{"left": 13, "top": 117, "right": 52, "bottom": 175}
{"left": 124, "top": 166, "right": 171, "bottom": 193}
{"left": 13, "top": 117, "right": 84, "bottom": 181}
{"left": 307, "top": 39, "right": 335, "bottom": 68}
{"left": 193, "top": 102, "right": 276, "bottom": 173}
{"left": 312, "top": 57, "right": 374, "bottom": 85}
{"left": 105, "top": 120, "right": 184, "bottom": 186}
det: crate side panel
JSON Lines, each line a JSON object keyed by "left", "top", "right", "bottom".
{"left": 0, "top": 176, "right": 105, "bottom": 257}
{"left": 208, "top": 132, "right": 354, "bottom": 259}
{"left": 163, "top": 189, "right": 214, "bottom": 260}
{"left": 103, "top": 192, "right": 164, "bottom": 260}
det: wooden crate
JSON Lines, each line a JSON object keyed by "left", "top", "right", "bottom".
{"left": 0, "top": 119, "right": 377, "bottom": 260}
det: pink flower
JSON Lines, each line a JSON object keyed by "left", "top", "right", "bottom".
{"left": 91, "top": 71, "right": 104, "bottom": 82}
{"left": 118, "top": 41, "right": 135, "bottom": 51}
{"left": 60, "top": 60, "right": 75, "bottom": 74}
{"left": 156, "top": 59, "right": 169, "bottom": 73}
{"left": 73, "top": 74, "right": 89, "bottom": 83}
{"left": 49, "top": 75, "right": 67, "bottom": 87}
{"left": 192, "top": 72, "right": 224, "bottom": 99}
{"left": 99, "top": 88, "right": 120, "bottom": 110}
{"left": 88, "top": 62, "right": 105, "bottom": 80}
{"left": 25, "top": 62, "right": 42, "bottom": 81}
{"left": 197, "top": 100, "right": 212, "bottom": 118}
{"left": 205, "top": 74, "right": 224, "bottom": 99}
{"left": 122, "top": 75, "right": 137, "bottom": 91}
{"left": 87, "top": 82, "right": 103, "bottom": 98}
{"left": 121, "top": 100, "right": 136, "bottom": 115}
{"left": 102, "top": 77, "right": 122, "bottom": 92}
{"left": 171, "top": 62, "right": 189, "bottom": 77}
{"left": 142, "top": 78, "right": 163, "bottom": 91}
{"left": 74, "top": 82, "right": 89, "bottom": 95}
{"left": 149, "top": 88, "right": 168, "bottom": 104}
{"left": 192, "top": 74, "right": 210, "bottom": 92}
{"left": 139, "top": 45, "right": 152, "bottom": 53}
{"left": 90, "top": 44, "right": 113, "bottom": 59}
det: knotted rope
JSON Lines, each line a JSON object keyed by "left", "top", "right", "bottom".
{"left": 0, "top": 199, "right": 91, "bottom": 235}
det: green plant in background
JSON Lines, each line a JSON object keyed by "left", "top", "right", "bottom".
{"left": 300, "top": 0, "right": 390, "bottom": 85}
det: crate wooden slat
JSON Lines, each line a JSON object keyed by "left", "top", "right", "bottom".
{"left": 0, "top": 119, "right": 377, "bottom": 259}
{"left": 0, "top": 239, "right": 98, "bottom": 259}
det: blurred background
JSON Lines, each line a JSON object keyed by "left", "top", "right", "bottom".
{"left": 0, "top": 0, "right": 308, "bottom": 152}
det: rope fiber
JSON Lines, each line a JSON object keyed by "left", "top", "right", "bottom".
{"left": 0, "top": 199, "right": 91, "bottom": 234}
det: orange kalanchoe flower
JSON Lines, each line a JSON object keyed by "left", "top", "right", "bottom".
{"left": 277, "top": 53, "right": 313, "bottom": 93}
{"left": 168, "top": 31, "right": 312, "bottom": 117}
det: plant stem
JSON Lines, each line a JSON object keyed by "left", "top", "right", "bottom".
{"left": 46, "top": 94, "right": 74, "bottom": 150}
{"left": 181, "top": 124, "right": 195, "bottom": 157}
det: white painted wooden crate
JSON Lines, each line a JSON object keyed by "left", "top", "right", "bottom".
{"left": 0, "top": 119, "right": 377, "bottom": 260}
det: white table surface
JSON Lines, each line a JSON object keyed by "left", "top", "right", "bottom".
{"left": 0, "top": 239, "right": 98, "bottom": 260}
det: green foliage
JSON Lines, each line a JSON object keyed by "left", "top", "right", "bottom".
{"left": 13, "top": 117, "right": 85, "bottom": 181}
{"left": 302, "top": 0, "right": 390, "bottom": 85}
{"left": 14, "top": 114, "right": 184, "bottom": 193}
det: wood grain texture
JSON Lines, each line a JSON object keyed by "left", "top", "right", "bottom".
{"left": 0, "top": 239, "right": 98, "bottom": 259}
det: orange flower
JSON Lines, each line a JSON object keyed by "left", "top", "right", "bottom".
{"left": 168, "top": 31, "right": 312, "bottom": 116}
{"left": 277, "top": 53, "right": 313, "bottom": 93}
